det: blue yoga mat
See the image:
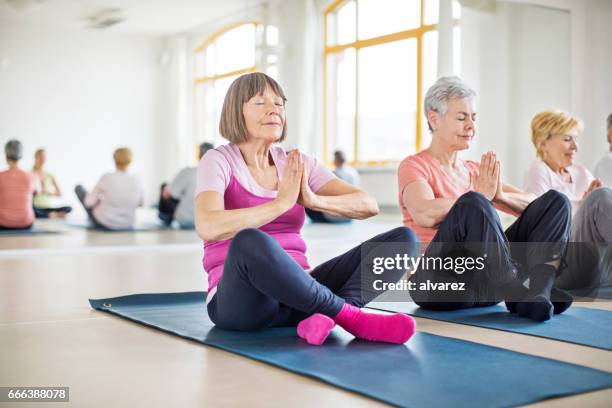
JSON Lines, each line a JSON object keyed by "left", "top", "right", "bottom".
{"left": 68, "top": 222, "right": 166, "bottom": 232}
{"left": 369, "top": 302, "right": 612, "bottom": 351}
{"left": 0, "top": 227, "right": 61, "bottom": 236}
{"left": 89, "top": 291, "right": 612, "bottom": 408}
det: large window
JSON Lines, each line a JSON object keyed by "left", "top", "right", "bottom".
{"left": 324, "top": 0, "right": 460, "bottom": 165}
{"left": 193, "top": 22, "right": 278, "bottom": 146}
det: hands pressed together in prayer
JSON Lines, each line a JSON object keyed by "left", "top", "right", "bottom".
{"left": 276, "top": 149, "right": 319, "bottom": 211}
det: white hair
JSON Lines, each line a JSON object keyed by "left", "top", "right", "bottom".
{"left": 424, "top": 76, "right": 477, "bottom": 131}
{"left": 607, "top": 112, "right": 612, "bottom": 131}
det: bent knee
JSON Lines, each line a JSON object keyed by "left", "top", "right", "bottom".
{"left": 230, "top": 228, "right": 274, "bottom": 256}
{"left": 387, "top": 226, "right": 419, "bottom": 244}
{"left": 585, "top": 187, "right": 612, "bottom": 207}
{"left": 541, "top": 189, "right": 571, "bottom": 213}
{"left": 454, "top": 191, "right": 496, "bottom": 216}
{"left": 233, "top": 228, "right": 268, "bottom": 246}
{"left": 458, "top": 191, "right": 492, "bottom": 207}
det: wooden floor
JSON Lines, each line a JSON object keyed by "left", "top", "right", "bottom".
{"left": 1, "top": 216, "right": 611, "bottom": 407}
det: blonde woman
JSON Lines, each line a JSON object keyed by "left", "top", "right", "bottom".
{"left": 525, "top": 110, "right": 612, "bottom": 289}
{"left": 32, "top": 148, "right": 72, "bottom": 218}
{"left": 75, "top": 148, "right": 143, "bottom": 230}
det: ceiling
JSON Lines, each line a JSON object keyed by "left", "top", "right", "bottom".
{"left": 0, "top": 0, "right": 261, "bottom": 35}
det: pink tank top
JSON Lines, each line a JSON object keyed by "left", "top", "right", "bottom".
{"left": 197, "top": 144, "right": 336, "bottom": 302}
{"left": 204, "top": 176, "right": 310, "bottom": 301}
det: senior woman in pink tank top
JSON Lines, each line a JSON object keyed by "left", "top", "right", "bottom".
{"left": 194, "top": 73, "right": 418, "bottom": 345}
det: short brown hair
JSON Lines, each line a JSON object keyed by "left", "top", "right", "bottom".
{"left": 219, "top": 72, "right": 287, "bottom": 143}
{"left": 113, "top": 147, "right": 132, "bottom": 167}
{"left": 531, "top": 110, "right": 583, "bottom": 159}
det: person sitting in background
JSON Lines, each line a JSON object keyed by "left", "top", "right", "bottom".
{"left": 524, "top": 110, "right": 612, "bottom": 290}
{"left": 332, "top": 150, "right": 360, "bottom": 186}
{"left": 593, "top": 112, "right": 612, "bottom": 187}
{"left": 75, "top": 147, "right": 143, "bottom": 230}
{"left": 0, "top": 140, "right": 38, "bottom": 229}
{"left": 32, "top": 148, "right": 72, "bottom": 218}
{"left": 305, "top": 150, "right": 358, "bottom": 223}
{"left": 158, "top": 142, "right": 213, "bottom": 229}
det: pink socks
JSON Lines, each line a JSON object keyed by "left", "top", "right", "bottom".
{"left": 297, "top": 304, "right": 416, "bottom": 346}
{"left": 297, "top": 314, "right": 336, "bottom": 346}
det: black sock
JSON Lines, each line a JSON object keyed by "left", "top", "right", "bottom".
{"left": 550, "top": 287, "right": 573, "bottom": 314}
{"left": 516, "top": 264, "right": 556, "bottom": 321}
{"left": 502, "top": 280, "right": 528, "bottom": 313}
{"left": 510, "top": 287, "right": 573, "bottom": 314}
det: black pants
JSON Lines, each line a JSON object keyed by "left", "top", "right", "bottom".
{"left": 208, "top": 227, "right": 419, "bottom": 331}
{"left": 305, "top": 208, "right": 352, "bottom": 224}
{"left": 410, "top": 190, "right": 571, "bottom": 310}
{"left": 0, "top": 224, "right": 33, "bottom": 230}
{"left": 34, "top": 206, "right": 73, "bottom": 218}
{"left": 158, "top": 183, "right": 179, "bottom": 225}
{"left": 74, "top": 185, "right": 108, "bottom": 230}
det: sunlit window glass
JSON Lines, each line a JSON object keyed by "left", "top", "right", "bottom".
{"left": 358, "top": 40, "right": 417, "bottom": 161}
{"left": 358, "top": 0, "right": 420, "bottom": 40}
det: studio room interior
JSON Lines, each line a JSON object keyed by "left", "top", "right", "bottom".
{"left": 1, "top": 0, "right": 611, "bottom": 407}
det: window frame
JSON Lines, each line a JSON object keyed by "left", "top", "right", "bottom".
{"left": 193, "top": 21, "right": 261, "bottom": 150}
{"left": 323, "top": 0, "right": 458, "bottom": 167}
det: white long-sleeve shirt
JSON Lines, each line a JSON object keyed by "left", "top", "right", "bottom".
{"left": 523, "top": 160, "right": 594, "bottom": 215}
{"left": 85, "top": 171, "right": 144, "bottom": 229}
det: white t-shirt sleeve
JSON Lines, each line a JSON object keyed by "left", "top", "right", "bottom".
{"left": 523, "top": 162, "right": 552, "bottom": 197}
{"left": 195, "top": 149, "right": 231, "bottom": 197}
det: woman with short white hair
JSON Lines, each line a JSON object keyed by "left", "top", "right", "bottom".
{"left": 398, "top": 76, "right": 573, "bottom": 321}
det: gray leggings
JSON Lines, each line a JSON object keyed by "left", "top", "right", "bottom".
{"left": 557, "top": 187, "right": 612, "bottom": 289}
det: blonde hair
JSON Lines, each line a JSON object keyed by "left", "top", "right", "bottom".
{"left": 219, "top": 72, "right": 287, "bottom": 143}
{"left": 113, "top": 147, "right": 132, "bottom": 167}
{"left": 530, "top": 110, "right": 584, "bottom": 159}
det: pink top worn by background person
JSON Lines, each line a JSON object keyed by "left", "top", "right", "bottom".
{"left": 195, "top": 143, "right": 336, "bottom": 303}
{"left": 0, "top": 168, "right": 38, "bottom": 228}
{"left": 397, "top": 150, "right": 480, "bottom": 244}
{"left": 523, "top": 160, "right": 594, "bottom": 205}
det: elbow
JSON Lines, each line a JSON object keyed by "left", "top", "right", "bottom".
{"left": 197, "top": 228, "right": 215, "bottom": 242}
{"left": 357, "top": 196, "right": 379, "bottom": 219}
{"left": 367, "top": 200, "right": 379, "bottom": 218}
{"left": 196, "top": 222, "right": 216, "bottom": 242}
{"left": 195, "top": 217, "right": 226, "bottom": 242}
{"left": 195, "top": 215, "right": 211, "bottom": 241}
{"left": 413, "top": 213, "right": 437, "bottom": 228}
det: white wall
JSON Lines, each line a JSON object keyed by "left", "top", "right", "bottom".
{"left": 0, "top": 21, "right": 166, "bottom": 210}
{"left": 580, "top": 0, "right": 612, "bottom": 164}
{"left": 461, "top": 2, "right": 571, "bottom": 185}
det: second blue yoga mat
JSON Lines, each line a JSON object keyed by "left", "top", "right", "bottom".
{"left": 369, "top": 301, "right": 612, "bottom": 351}
{"left": 90, "top": 291, "right": 612, "bottom": 408}
{"left": 0, "top": 227, "right": 61, "bottom": 236}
